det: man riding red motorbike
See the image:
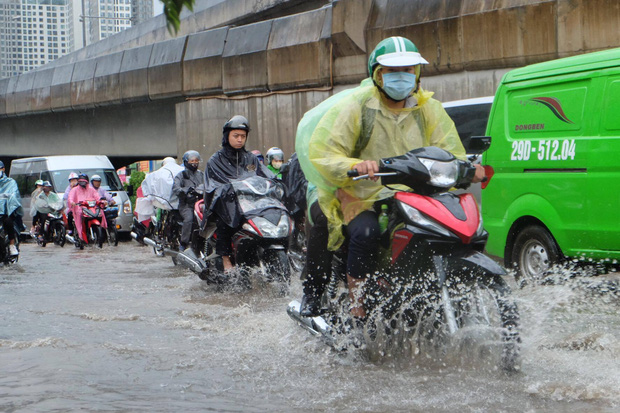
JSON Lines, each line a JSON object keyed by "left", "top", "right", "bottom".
{"left": 297, "top": 36, "right": 485, "bottom": 320}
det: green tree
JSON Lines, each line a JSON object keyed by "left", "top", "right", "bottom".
{"left": 160, "top": 0, "right": 195, "bottom": 34}
{"left": 125, "top": 171, "right": 146, "bottom": 209}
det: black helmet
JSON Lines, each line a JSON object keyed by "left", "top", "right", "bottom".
{"left": 223, "top": 115, "right": 250, "bottom": 134}
{"left": 77, "top": 173, "right": 89, "bottom": 182}
{"left": 182, "top": 150, "right": 202, "bottom": 172}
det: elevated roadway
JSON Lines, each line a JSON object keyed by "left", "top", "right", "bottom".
{"left": 1, "top": 0, "right": 619, "bottom": 169}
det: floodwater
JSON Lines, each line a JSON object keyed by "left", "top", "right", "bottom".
{"left": 1, "top": 240, "right": 619, "bottom": 412}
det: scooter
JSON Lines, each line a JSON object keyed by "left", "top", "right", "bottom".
{"left": 177, "top": 176, "right": 293, "bottom": 293}
{"left": 0, "top": 194, "right": 19, "bottom": 265}
{"left": 287, "top": 141, "right": 521, "bottom": 372}
{"left": 104, "top": 205, "right": 119, "bottom": 246}
{"left": 131, "top": 196, "right": 171, "bottom": 254}
{"left": 71, "top": 199, "right": 107, "bottom": 249}
{"left": 33, "top": 199, "right": 66, "bottom": 247}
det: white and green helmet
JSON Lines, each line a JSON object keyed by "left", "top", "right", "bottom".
{"left": 367, "top": 36, "right": 429, "bottom": 76}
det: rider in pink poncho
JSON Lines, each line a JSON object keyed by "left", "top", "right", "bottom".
{"left": 68, "top": 173, "right": 107, "bottom": 242}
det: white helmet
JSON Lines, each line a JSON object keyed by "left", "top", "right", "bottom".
{"left": 266, "top": 147, "right": 284, "bottom": 165}
{"left": 68, "top": 172, "right": 79, "bottom": 181}
{"left": 90, "top": 174, "right": 102, "bottom": 183}
{"left": 162, "top": 157, "right": 176, "bottom": 165}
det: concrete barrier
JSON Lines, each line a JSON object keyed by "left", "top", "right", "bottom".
{"left": 365, "top": 0, "right": 560, "bottom": 75}
{"left": 94, "top": 51, "right": 124, "bottom": 106}
{"left": 557, "top": 0, "right": 620, "bottom": 56}
{"left": 119, "top": 44, "right": 154, "bottom": 103}
{"left": 183, "top": 27, "right": 228, "bottom": 97}
{"left": 0, "top": 78, "right": 8, "bottom": 118}
{"left": 13, "top": 71, "right": 36, "bottom": 115}
{"left": 4, "top": 76, "right": 20, "bottom": 117}
{"left": 71, "top": 58, "right": 98, "bottom": 109}
{"left": 148, "top": 36, "right": 188, "bottom": 100}
{"left": 50, "top": 63, "right": 75, "bottom": 112}
{"left": 461, "top": 2, "right": 556, "bottom": 71}
{"left": 31, "top": 68, "right": 55, "bottom": 114}
{"left": 331, "top": 0, "right": 372, "bottom": 84}
{"left": 222, "top": 20, "right": 273, "bottom": 95}
{"left": 267, "top": 7, "right": 332, "bottom": 91}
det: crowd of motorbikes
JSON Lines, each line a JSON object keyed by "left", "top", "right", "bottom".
{"left": 132, "top": 175, "right": 295, "bottom": 294}
{"left": 30, "top": 198, "right": 119, "bottom": 250}
{"left": 128, "top": 140, "right": 521, "bottom": 372}
{"left": 1, "top": 140, "right": 522, "bottom": 372}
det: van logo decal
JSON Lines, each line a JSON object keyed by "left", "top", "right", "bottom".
{"left": 530, "top": 97, "right": 574, "bottom": 124}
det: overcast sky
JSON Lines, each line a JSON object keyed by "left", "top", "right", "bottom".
{"left": 153, "top": 0, "right": 164, "bottom": 16}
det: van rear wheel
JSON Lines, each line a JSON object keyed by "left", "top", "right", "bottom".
{"left": 510, "top": 225, "right": 560, "bottom": 285}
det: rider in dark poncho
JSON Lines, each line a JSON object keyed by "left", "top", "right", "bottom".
{"left": 204, "top": 115, "right": 272, "bottom": 272}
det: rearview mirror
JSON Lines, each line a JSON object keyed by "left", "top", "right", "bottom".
{"left": 464, "top": 136, "right": 491, "bottom": 155}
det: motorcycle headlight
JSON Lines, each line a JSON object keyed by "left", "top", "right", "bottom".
{"left": 123, "top": 200, "right": 132, "bottom": 215}
{"left": 398, "top": 201, "right": 453, "bottom": 238}
{"left": 249, "top": 215, "right": 289, "bottom": 238}
{"left": 419, "top": 158, "right": 459, "bottom": 188}
{"left": 475, "top": 206, "right": 485, "bottom": 237}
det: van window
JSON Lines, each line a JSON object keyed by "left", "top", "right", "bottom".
{"left": 50, "top": 169, "right": 124, "bottom": 193}
{"left": 444, "top": 103, "right": 492, "bottom": 148}
{"left": 40, "top": 171, "right": 53, "bottom": 188}
{"left": 13, "top": 172, "right": 41, "bottom": 197}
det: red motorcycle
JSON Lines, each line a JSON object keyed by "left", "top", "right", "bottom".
{"left": 72, "top": 199, "right": 107, "bottom": 249}
{"left": 288, "top": 141, "right": 521, "bottom": 372}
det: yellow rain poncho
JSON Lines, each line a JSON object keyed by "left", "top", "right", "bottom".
{"left": 303, "top": 81, "right": 466, "bottom": 251}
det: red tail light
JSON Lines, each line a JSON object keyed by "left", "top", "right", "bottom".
{"left": 481, "top": 165, "right": 494, "bottom": 189}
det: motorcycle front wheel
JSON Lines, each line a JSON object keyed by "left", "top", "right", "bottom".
{"left": 262, "top": 249, "right": 291, "bottom": 295}
{"left": 445, "top": 276, "right": 521, "bottom": 373}
{"left": 53, "top": 222, "right": 66, "bottom": 247}
{"left": 91, "top": 226, "right": 104, "bottom": 248}
{"left": 288, "top": 225, "right": 306, "bottom": 273}
{"left": 108, "top": 223, "right": 119, "bottom": 246}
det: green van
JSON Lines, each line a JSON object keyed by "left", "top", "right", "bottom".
{"left": 482, "top": 47, "right": 620, "bottom": 280}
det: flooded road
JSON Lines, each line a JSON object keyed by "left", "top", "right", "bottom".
{"left": 1, "top": 240, "right": 619, "bottom": 412}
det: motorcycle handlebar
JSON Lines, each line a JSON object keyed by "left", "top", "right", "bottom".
{"left": 348, "top": 170, "right": 398, "bottom": 181}
{"left": 77, "top": 200, "right": 106, "bottom": 206}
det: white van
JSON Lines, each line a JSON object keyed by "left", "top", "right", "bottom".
{"left": 10, "top": 155, "right": 133, "bottom": 234}
{"left": 443, "top": 96, "right": 495, "bottom": 204}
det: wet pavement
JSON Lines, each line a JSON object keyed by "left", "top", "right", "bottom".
{"left": 1, "top": 239, "right": 619, "bottom": 412}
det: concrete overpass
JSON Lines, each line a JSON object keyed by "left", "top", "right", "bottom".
{"left": 1, "top": 0, "right": 619, "bottom": 170}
